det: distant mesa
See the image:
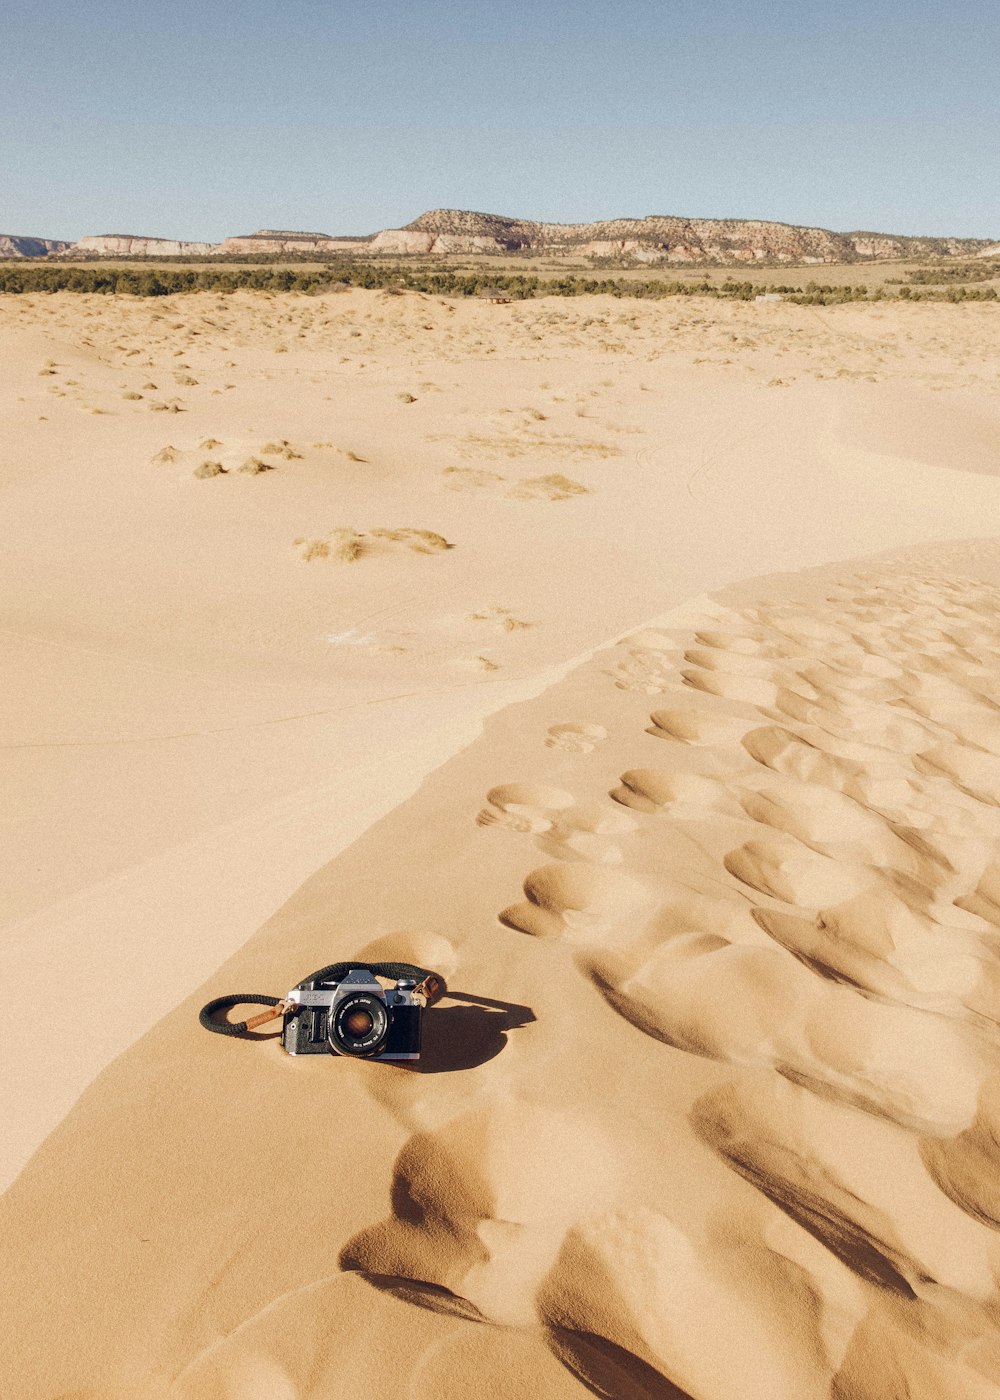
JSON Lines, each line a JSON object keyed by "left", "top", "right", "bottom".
{"left": 0, "top": 235, "right": 71, "bottom": 257}
{"left": 374, "top": 209, "right": 995, "bottom": 264}
{"left": 72, "top": 234, "right": 217, "bottom": 257}
{"left": 218, "top": 229, "right": 372, "bottom": 254}
{"left": 2, "top": 211, "right": 997, "bottom": 263}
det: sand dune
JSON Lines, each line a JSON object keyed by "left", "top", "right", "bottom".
{"left": 3, "top": 289, "right": 1000, "bottom": 1396}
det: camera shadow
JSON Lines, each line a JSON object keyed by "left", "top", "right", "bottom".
{"left": 403, "top": 991, "right": 536, "bottom": 1073}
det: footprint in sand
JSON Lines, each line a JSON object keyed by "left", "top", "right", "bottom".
{"left": 610, "top": 768, "right": 739, "bottom": 819}
{"left": 723, "top": 832, "right": 873, "bottom": 907}
{"left": 539, "top": 801, "right": 640, "bottom": 865}
{"left": 738, "top": 782, "right": 906, "bottom": 865}
{"left": 479, "top": 783, "right": 637, "bottom": 863}
{"left": 500, "top": 862, "right": 649, "bottom": 943}
{"left": 648, "top": 707, "right": 753, "bottom": 747}
{"left": 476, "top": 783, "right": 576, "bottom": 834}
{"left": 681, "top": 667, "right": 780, "bottom": 710}
{"left": 683, "top": 645, "right": 784, "bottom": 681}
{"left": 740, "top": 725, "right": 859, "bottom": 789}
{"left": 545, "top": 722, "right": 608, "bottom": 753}
{"left": 604, "top": 631, "right": 680, "bottom": 695}
{"left": 692, "top": 627, "right": 798, "bottom": 660}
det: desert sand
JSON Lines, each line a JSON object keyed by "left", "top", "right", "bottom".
{"left": 2, "top": 286, "right": 1000, "bottom": 1397}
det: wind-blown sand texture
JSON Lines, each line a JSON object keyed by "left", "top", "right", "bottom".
{"left": 2, "top": 289, "right": 1000, "bottom": 1397}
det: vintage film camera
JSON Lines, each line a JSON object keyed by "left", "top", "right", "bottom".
{"left": 282, "top": 966, "right": 425, "bottom": 1060}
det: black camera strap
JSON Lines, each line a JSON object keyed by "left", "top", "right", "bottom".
{"left": 198, "top": 961, "right": 440, "bottom": 1038}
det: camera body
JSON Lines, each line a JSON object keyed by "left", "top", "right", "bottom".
{"left": 282, "top": 967, "right": 422, "bottom": 1060}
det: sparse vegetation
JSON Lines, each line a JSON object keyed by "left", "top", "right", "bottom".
{"left": 509, "top": 474, "right": 590, "bottom": 501}
{"left": 295, "top": 527, "right": 454, "bottom": 562}
{"left": 897, "top": 261, "right": 1000, "bottom": 285}
{"left": 261, "top": 439, "right": 302, "bottom": 458}
{"left": 0, "top": 260, "right": 995, "bottom": 304}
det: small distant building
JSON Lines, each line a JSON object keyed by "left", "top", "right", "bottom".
{"left": 755, "top": 293, "right": 784, "bottom": 303}
{"left": 480, "top": 286, "right": 513, "bottom": 304}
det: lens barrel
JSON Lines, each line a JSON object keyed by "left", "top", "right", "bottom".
{"left": 328, "top": 991, "right": 390, "bottom": 1058}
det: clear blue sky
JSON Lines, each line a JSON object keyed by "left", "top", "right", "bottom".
{"left": 3, "top": 0, "right": 998, "bottom": 241}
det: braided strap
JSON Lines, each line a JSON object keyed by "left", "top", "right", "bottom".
{"left": 198, "top": 993, "right": 282, "bottom": 1036}
{"left": 198, "top": 962, "right": 441, "bottom": 1039}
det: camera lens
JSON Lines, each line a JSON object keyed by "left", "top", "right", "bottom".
{"left": 344, "top": 1009, "right": 374, "bottom": 1037}
{"left": 329, "top": 992, "right": 389, "bottom": 1058}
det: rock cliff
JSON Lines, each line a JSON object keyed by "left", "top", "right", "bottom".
{"left": 0, "top": 235, "right": 71, "bottom": 257}
{"left": 71, "top": 235, "right": 217, "bottom": 257}
{"left": 218, "top": 230, "right": 371, "bottom": 254}
{"left": 2, "top": 212, "right": 994, "bottom": 264}
{"left": 385, "top": 210, "right": 993, "bottom": 263}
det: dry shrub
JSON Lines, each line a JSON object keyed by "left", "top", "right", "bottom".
{"left": 261, "top": 439, "right": 303, "bottom": 459}
{"left": 442, "top": 466, "right": 506, "bottom": 491}
{"left": 509, "top": 474, "right": 590, "bottom": 501}
{"left": 296, "top": 527, "right": 453, "bottom": 562}
{"left": 368, "top": 528, "right": 453, "bottom": 553}
{"left": 194, "top": 461, "right": 226, "bottom": 479}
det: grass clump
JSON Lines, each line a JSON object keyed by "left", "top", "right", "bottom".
{"left": 297, "top": 539, "right": 330, "bottom": 560}
{"left": 194, "top": 460, "right": 226, "bottom": 478}
{"left": 509, "top": 474, "right": 590, "bottom": 501}
{"left": 261, "top": 439, "right": 303, "bottom": 459}
{"left": 367, "top": 527, "right": 454, "bottom": 553}
{"left": 295, "top": 526, "right": 454, "bottom": 562}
